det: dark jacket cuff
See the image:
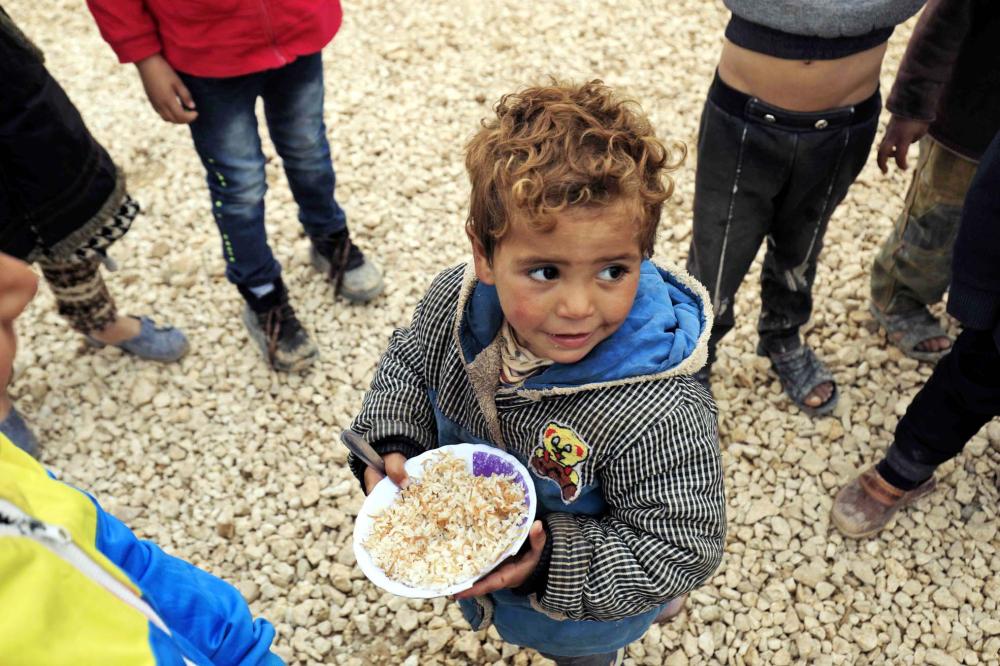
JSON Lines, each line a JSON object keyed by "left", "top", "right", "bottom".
{"left": 348, "top": 435, "right": 425, "bottom": 492}
{"left": 947, "top": 279, "right": 1000, "bottom": 332}
{"left": 511, "top": 519, "right": 554, "bottom": 598}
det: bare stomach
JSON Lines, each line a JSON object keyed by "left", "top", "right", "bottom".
{"left": 717, "top": 39, "right": 886, "bottom": 112}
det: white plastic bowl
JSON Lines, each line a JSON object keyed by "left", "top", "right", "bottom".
{"left": 353, "top": 443, "right": 538, "bottom": 598}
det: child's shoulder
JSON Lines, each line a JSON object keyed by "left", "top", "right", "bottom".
{"left": 416, "top": 263, "right": 469, "bottom": 319}
{"left": 424, "top": 263, "right": 469, "bottom": 298}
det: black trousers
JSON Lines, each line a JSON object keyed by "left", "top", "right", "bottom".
{"left": 885, "top": 328, "right": 1000, "bottom": 483}
{"left": 687, "top": 73, "right": 880, "bottom": 361}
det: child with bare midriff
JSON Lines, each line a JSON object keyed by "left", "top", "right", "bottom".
{"left": 688, "top": 0, "right": 924, "bottom": 416}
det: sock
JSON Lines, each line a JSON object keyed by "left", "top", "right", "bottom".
{"left": 248, "top": 282, "right": 275, "bottom": 298}
{"left": 875, "top": 458, "right": 928, "bottom": 491}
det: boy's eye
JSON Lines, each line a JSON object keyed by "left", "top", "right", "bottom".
{"left": 528, "top": 266, "right": 559, "bottom": 281}
{"left": 597, "top": 265, "right": 628, "bottom": 281}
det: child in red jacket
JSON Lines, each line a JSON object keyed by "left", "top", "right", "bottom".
{"left": 86, "top": 0, "right": 383, "bottom": 372}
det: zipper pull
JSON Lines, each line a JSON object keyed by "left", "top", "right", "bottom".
{"left": 19, "top": 518, "right": 72, "bottom": 545}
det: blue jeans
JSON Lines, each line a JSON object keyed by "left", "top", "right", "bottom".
{"left": 180, "top": 52, "right": 346, "bottom": 288}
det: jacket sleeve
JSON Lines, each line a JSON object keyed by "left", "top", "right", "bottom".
{"left": 347, "top": 270, "right": 457, "bottom": 482}
{"left": 93, "top": 500, "right": 283, "bottom": 666}
{"left": 537, "top": 398, "right": 726, "bottom": 621}
{"left": 85, "top": 0, "right": 161, "bottom": 64}
{"left": 886, "top": 0, "right": 973, "bottom": 122}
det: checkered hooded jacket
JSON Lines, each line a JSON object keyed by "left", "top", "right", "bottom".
{"left": 349, "top": 260, "right": 725, "bottom": 654}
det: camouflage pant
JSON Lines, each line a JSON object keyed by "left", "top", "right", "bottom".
{"left": 871, "top": 136, "right": 979, "bottom": 315}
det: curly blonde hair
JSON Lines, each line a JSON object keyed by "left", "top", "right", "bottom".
{"left": 465, "top": 80, "right": 684, "bottom": 261}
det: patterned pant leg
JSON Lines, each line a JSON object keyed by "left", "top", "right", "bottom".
{"left": 37, "top": 258, "right": 117, "bottom": 334}
{"left": 870, "top": 136, "right": 978, "bottom": 315}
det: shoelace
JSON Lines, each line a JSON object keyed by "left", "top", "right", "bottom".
{"left": 329, "top": 237, "right": 351, "bottom": 296}
{"left": 262, "top": 303, "right": 299, "bottom": 365}
{"left": 317, "top": 234, "right": 362, "bottom": 297}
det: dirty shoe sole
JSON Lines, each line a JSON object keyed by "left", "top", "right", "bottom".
{"left": 241, "top": 306, "right": 318, "bottom": 372}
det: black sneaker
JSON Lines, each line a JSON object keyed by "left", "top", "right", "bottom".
{"left": 310, "top": 229, "right": 384, "bottom": 303}
{"left": 238, "top": 280, "right": 318, "bottom": 372}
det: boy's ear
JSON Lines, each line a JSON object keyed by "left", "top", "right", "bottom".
{"left": 467, "top": 228, "right": 495, "bottom": 285}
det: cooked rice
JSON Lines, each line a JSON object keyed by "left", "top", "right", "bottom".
{"left": 364, "top": 450, "right": 528, "bottom": 589}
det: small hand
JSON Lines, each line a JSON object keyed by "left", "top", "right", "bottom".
{"left": 876, "top": 116, "right": 930, "bottom": 173}
{"left": 454, "top": 520, "right": 546, "bottom": 600}
{"left": 135, "top": 54, "right": 198, "bottom": 124}
{"left": 363, "top": 452, "right": 409, "bottom": 495}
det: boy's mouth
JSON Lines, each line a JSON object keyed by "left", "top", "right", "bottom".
{"left": 547, "top": 332, "right": 592, "bottom": 349}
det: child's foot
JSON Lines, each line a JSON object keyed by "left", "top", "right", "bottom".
{"left": 240, "top": 281, "right": 318, "bottom": 372}
{"left": 831, "top": 466, "right": 937, "bottom": 538}
{"left": 869, "top": 303, "right": 952, "bottom": 362}
{"left": 0, "top": 404, "right": 39, "bottom": 458}
{"left": 760, "top": 344, "right": 838, "bottom": 417}
{"left": 86, "top": 316, "right": 189, "bottom": 362}
{"left": 310, "top": 230, "right": 384, "bottom": 303}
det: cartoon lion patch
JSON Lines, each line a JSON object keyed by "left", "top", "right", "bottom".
{"left": 531, "top": 422, "right": 590, "bottom": 502}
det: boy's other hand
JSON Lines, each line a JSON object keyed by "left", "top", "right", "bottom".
{"left": 454, "top": 520, "right": 546, "bottom": 600}
{"left": 135, "top": 54, "right": 198, "bottom": 124}
{"left": 363, "top": 452, "right": 409, "bottom": 495}
{"left": 877, "top": 116, "right": 930, "bottom": 174}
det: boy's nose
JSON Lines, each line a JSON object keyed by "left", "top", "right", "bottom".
{"left": 556, "top": 288, "right": 595, "bottom": 319}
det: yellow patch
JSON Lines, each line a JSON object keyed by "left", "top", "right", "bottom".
{"left": 530, "top": 422, "right": 590, "bottom": 502}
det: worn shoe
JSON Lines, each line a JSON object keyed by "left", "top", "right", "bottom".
{"left": 240, "top": 282, "right": 318, "bottom": 372}
{"left": 0, "top": 405, "right": 39, "bottom": 458}
{"left": 831, "top": 466, "right": 937, "bottom": 538}
{"left": 310, "top": 230, "right": 384, "bottom": 303}
{"left": 85, "top": 316, "right": 189, "bottom": 362}
{"left": 759, "top": 343, "right": 838, "bottom": 417}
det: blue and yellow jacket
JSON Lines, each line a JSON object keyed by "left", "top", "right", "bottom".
{"left": 0, "top": 434, "right": 283, "bottom": 665}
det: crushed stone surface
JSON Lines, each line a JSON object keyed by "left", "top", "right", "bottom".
{"left": 8, "top": 1, "right": 999, "bottom": 664}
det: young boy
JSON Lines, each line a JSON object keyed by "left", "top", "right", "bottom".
{"left": 870, "top": 0, "right": 1000, "bottom": 361}
{"left": 832, "top": 129, "right": 1000, "bottom": 538}
{"left": 86, "top": 0, "right": 383, "bottom": 372}
{"left": 1, "top": 9, "right": 188, "bottom": 454}
{"left": 687, "top": 0, "right": 923, "bottom": 414}
{"left": 349, "top": 81, "right": 725, "bottom": 663}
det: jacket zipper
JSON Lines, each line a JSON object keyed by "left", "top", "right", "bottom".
{"left": 0, "top": 500, "right": 194, "bottom": 665}
{"left": 257, "top": 0, "right": 286, "bottom": 65}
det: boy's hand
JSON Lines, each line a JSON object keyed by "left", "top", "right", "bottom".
{"left": 363, "top": 452, "right": 410, "bottom": 495}
{"left": 135, "top": 54, "right": 198, "bottom": 124}
{"left": 454, "top": 520, "right": 546, "bottom": 600}
{"left": 877, "top": 116, "right": 930, "bottom": 174}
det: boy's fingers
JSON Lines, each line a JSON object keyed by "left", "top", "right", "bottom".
{"left": 527, "top": 520, "right": 546, "bottom": 551}
{"left": 876, "top": 140, "right": 891, "bottom": 174}
{"left": 895, "top": 147, "right": 909, "bottom": 171}
{"left": 363, "top": 467, "right": 385, "bottom": 495}
{"left": 384, "top": 455, "right": 410, "bottom": 489}
{"left": 176, "top": 82, "right": 196, "bottom": 110}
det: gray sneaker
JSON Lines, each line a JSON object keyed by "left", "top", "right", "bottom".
{"left": 239, "top": 282, "right": 318, "bottom": 372}
{"left": 0, "top": 405, "right": 39, "bottom": 458}
{"left": 85, "top": 316, "right": 189, "bottom": 362}
{"left": 310, "top": 231, "right": 384, "bottom": 303}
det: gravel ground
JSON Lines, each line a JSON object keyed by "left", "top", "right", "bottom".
{"left": 8, "top": 1, "right": 1000, "bottom": 664}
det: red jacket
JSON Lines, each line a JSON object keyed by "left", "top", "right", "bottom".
{"left": 86, "top": 0, "right": 342, "bottom": 78}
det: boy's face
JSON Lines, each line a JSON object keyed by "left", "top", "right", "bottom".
{"left": 471, "top": 203, "right": 643, "bottom": 365}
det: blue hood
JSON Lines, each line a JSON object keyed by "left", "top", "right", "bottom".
{"left": 459, "top": 260, "right": 706, "bottom": 389}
